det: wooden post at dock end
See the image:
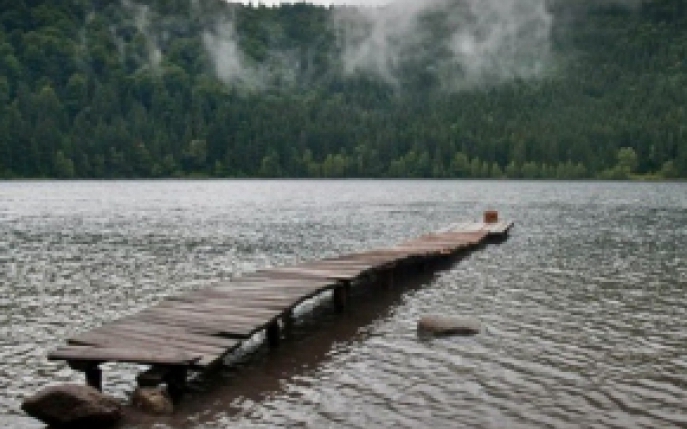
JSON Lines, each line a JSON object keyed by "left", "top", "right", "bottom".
{"left": 484, "top": 210, "right": 499, "bottom": 224}
{"left": 266, "top": 320, "right": 281, "bottom": 347}
{"left": 69, "top": 361, "right": 103, "bottom": 391}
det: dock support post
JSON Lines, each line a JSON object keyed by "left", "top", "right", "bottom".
{"left": 267, "top": 320, "right": 281, "bottom": 347}
{"left": 283, "top": 309, "right": 294, "bottom": 333}
{"left": 164, "top": 366, "right": 188, "bottom": 402}
{"left": 333, "top": 281, "right": 349, "bottom": 312}
{"left": 69, "top": 361, "right": 103, "bottom": 391}
{"left": 137, "top": 366, "right": 168, "bottom": 388}
{"left": 85, "top": 365, "right": 102, "bottom": 392}
{"left": 384, "top": 269, "right": 394, "bottom": 288}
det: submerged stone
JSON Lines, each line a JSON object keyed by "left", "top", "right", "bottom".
{"left": 417, "top": 315, "right": 481, "bottom": 337}
{"left": 131, "top": 387, "right": 174, "bottom": 415}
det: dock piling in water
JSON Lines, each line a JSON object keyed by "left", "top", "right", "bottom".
{"left": 333, "top": 281, "right": 350, "bottom": 311}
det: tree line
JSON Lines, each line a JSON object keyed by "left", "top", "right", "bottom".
{"left": 0, "top": 0, "right": 685, "bottom": 179}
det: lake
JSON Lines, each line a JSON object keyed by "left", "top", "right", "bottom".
{"left": 1, "top": 180, "right": 686, "bottom": 428}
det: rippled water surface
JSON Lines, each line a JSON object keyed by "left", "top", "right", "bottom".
{"left": 1, "top": 180, "right": 686, "bottom": 429}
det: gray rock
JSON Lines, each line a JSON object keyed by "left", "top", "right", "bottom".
{"left": 131, "top": 387, "right": 173, "bottom": 415}
{"left": 417, "top": 315, "right": 481, "bottom": 337}
{"left": 21, "top": 384, "right": 122, "bottom": 428}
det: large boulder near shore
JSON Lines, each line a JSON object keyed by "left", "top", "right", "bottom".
{"left": 21, "top": 384, "right": 122, "bottom": 428}
{"left": 131, "top": 387, "right": 173, "bottom": 415}
{"left": 417, "top": 315, "right": 481, "bottom": 337}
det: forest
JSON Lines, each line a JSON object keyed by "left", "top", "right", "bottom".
{"left": 0, "top": 0, "right": 685, "bottom": 179}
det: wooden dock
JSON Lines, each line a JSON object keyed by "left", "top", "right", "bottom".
{"left": 48, "top": 214, "right": 513, "bottom": 396}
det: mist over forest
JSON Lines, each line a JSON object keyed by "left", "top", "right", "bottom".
{"left": 0, "top": 0, "right": 685, "bottom": 179}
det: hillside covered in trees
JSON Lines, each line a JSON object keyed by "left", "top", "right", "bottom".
{"left": 0, "top": 0, "right": 685, "bottom": 179}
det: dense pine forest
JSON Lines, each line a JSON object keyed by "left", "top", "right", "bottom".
{"left": 0, "top": 0, "right": 685, "bottom": 179}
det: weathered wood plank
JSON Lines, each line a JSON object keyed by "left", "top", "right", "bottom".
{"left": 273, "top": 267, "right": 368, "bottom": 278}
{"left": 484, "top": 221, "right": 514, "bottom": 235}
{"left": 166, "top": 292, "right": 303, "bottom": 308}
{"left": 141, "top": 307, "right": 275, "bottom": 326}
{"left": 304, "top": 260, "right": 378, "bottom": 268}
{"left": 105, "top": 322, "right": 239, "bottom": 349}
{"left": 322, "top": 253, "right": 394, "bottom": 263}
{"left": 168, "top": 294, "right": 301, "bottom": 310}
{"left": 205, "top": 289, "right": 330, "bottom": 303}
{"left": 218, "top": 279, "right": 332, "bottom": 290}
{"left": 141, "top": 308, "right": 279, "bottom": 326}
{"left": 67, "top": 331, "right": 222, "bottom": 367}
{"left": 172, "top": 288, "right": 317, "bottom": 304}
{"left": 197, "top": 291, "right": 307, "bottom": 303}
{"left": 128, "top": 313, "right": 258, "bottom": 338}
{"left": 155, "top": 301, "right": 283, "bottom": 318}
{"left": 48, "top": 346, "right": 200, "bottom": 366}
{"left": 210, "top": 284, "right": 328, "bottom": 296}
{"left": 447, "top": 221, "right": 514, "bottom": 236}
{"left": 230, "top": 276, "right": 333, "bottom": 285}
{"left": 251, "top": 268, "right": 361, "bottom": 280}
{"left": 71, "top": 327, "right": 226, "bottom": 355}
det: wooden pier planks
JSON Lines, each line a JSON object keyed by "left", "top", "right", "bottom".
{"left": 442, "top": 220, "right": 514, "bottom": 236}
{"left": 49, "top": 346, "right": 201, "bottom": 366}
{"left": 47, "top": 218, "right": 513, "bottom": 382}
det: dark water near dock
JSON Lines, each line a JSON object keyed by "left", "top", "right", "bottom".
{"left": 1, "top": 180, "right": 686, "bottom": 429}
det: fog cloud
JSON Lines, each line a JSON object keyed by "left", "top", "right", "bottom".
{"left": 333, "top": 0, "right": 554, "bottom": 89}
{"left": 202, "top": 18, "right": 252, "bottom": 86}
{"left": 118, "top": 0, "right": 559, "bottom": 91}
{"left": 122, "top": 0, "right": 163, "bottom": 71}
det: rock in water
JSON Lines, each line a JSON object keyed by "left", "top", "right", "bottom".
{"left": 417, "top": 315, "right": 481, "bottom": 337}
{"left": 21, "top": 384, "right": 122, "bottom": 428}
{"left": 131, "top": 387, "right": 174, "bottom": 415}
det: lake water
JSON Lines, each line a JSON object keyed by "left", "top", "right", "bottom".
{"left": 1, "top": 180, "right": 686, "bottom": 429}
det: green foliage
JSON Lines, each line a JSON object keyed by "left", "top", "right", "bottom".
{"left": 599, "top": 147, "right": 639, "bottom": 179}
{"left": 0, "top": 0, "right": 685, "bottom": 179}
{"left": 54, "top": 150, "right": 75, "bottom": 178}
{"left": 659, "top": 160, "right": 678, "bottom": 179}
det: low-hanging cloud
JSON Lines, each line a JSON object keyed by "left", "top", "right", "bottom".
{"left": 122, "top": 0, "right": 163, "bottom": 71}
{"left": 114, "top": 0, "right": 560, "bottom": 91}
{"left": 202, "top": 19, "right": 252, "bottom": 86}
{"left": 332, "top": 2, "right": 432, "bottom": 84}
{"left": 333, "top": 0, "right": 555, "bottom": 89}
{"left": 202, "top": 4, "right": 318, "bottom": 90}
{"left": 202, "top": 18, "right": 304, "bottom": 89}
